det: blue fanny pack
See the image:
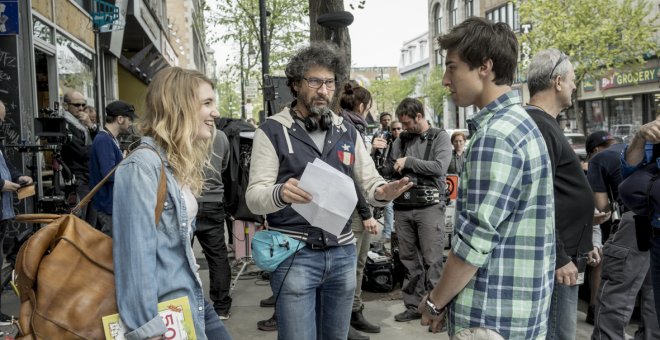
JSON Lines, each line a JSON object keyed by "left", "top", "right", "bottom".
{"left": 251, "top": 230, "right": 305, "bottom": 272}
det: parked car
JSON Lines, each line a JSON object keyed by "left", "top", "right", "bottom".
{"left": 564, "top": 132, "right": 587, "bottom": 160}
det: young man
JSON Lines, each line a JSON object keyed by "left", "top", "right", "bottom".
{"left": 419, "top": 18, "right": 555, "bottom": 339}
{"left": 245, "top": 42, "right": 411, "bottom": 340}
{"left": 384, "top": 98, "right": 452, "bottom": 322}
{"left": 88, "top": 100, "right": 135, "bottom": 234}
{"left": 525, "top": 49, "right": 608, "bottom": 340}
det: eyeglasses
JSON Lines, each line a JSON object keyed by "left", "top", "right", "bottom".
{"left": 548, "top": 52, "right": 568, "bottom": 82}
{"left": 303, "top": 77, "right": 336, "bottom": 90}
{"left": 68, "top": 102, "right": 87, "bottom": 108}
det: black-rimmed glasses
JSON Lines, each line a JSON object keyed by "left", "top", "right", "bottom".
{"left": 303, "top": 77, "right": 336, "bottom": 90}
{"left": 548, "top": 53, "right": 568, "bottom": 82}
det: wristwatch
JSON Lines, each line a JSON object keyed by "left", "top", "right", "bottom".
{"left": 425, "top": 296, "right": 445, "bottom": 317}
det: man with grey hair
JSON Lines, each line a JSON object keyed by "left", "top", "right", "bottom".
{"left": 525, "top": 48, "right": 608, "bottom": 340}
{"left": 246, "top": 42, "right": 412, "bottom": 340}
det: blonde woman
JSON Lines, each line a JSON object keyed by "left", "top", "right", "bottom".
{"left": 112, "top": 67, "right": 231, "bottom": 340}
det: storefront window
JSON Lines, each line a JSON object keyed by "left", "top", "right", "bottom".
{"left": 56, "top": 33, "right": 95, "bottom": 107}
{"left": 607, "top": 97, "right": 634, "bottom": 126}
{"left": 33, "top": 17, "right": 53, "bottom": 44}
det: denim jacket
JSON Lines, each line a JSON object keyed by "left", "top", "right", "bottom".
{"left": 113, "top": 137, "right": 207, "bottom": 339}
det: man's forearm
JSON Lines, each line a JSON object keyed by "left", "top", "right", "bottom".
{"left": 429, "top": 251, "right": 478, "bottom": 308}
{"left": 625, "top": 132, "right": 647, "bottom": 166}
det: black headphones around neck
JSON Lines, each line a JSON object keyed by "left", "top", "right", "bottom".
{"left": 292, "top": 110, "right": 332, "bottom": 132}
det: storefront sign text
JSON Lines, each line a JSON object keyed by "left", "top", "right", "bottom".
{"left": 601, "top": 67, "right": 660, "bottom": 90}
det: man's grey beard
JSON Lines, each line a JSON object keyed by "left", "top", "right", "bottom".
{"left": 309, "top": 105, "right": 330, "bottom": 116}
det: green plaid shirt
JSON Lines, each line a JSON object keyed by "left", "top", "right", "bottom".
{"left": 449, "top": 91, "right": 555, "bottom": 339}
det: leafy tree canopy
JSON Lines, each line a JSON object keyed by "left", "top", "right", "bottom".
{"left": 518, "top": 0, "right": 659, "bottom": 82}
{"left": 421, "top": 67, "right": 449, "bottom": 123}
{"left": 368, "top": 77, "right": 417, "bottom": 114}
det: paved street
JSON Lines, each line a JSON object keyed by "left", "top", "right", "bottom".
{"left": 0, "top": 238, "right": 635, "bottom": 339}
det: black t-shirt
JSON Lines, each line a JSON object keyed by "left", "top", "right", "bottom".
{"left": 527, "top": 107, "right": 594, "bottom": 268}
{"left": 587, "top": 143, "right": 625, "bottom": 206}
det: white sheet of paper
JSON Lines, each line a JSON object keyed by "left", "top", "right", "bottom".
{"left": 292, "top": 158, "right": 358, "bottom": 237}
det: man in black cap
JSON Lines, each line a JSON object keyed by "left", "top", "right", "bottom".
{"left": 586, "top": 130, "right": 617, "bottom": 162}
{"left": 89, "top": 100, "right": 136, "bottom": 235}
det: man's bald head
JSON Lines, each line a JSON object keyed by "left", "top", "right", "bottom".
{"left": 63, "top": 91, "right": 87, "bottom": 118}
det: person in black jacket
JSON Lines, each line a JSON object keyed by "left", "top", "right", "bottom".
{"left": 525, "top": 49, "right": 609, "bottom": 340}
{"left": 61, "top": 90, "right": 97, "bottom": 223}
{"left": 0, "top": 100, "right": 32, "bottom": 324}
{"left": 339, "top": 82, "right": 380, "bottom": 340}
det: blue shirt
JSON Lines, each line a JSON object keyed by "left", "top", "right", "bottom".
{"left": 621, "top": 142, "right": 660, "bottom": 227}
{"left": 89, "top": 130, "right": 124, "bottom": 214}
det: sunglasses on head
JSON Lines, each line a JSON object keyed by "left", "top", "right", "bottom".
{"left": 548, "top": 52, "right": 568, "bottom": 82}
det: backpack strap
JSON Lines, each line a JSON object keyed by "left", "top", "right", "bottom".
{"left": 73, "top": 145, "right": 167, "bottom": 225}
{"left": 423, "top": 128, "right": 442, "bottom": 161}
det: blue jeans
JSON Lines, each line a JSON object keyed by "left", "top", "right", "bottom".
{"left": 271, "top": 245, "right": 357, "bottom": 340}
{"left": 204, "top": 299, "right": 232, "bottom": 339}
{"left": 546, "top": 283, "right": 578, "bottom": 340}
{"left": 651, "top": 236, "right": 660, "bottom": 326}
{"left": 383, "top": 202, "right": 394, "bottom": 239}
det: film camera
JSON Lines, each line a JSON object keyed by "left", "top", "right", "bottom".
{"left": 35, "top": 104, "right": 72, "bottom": 144}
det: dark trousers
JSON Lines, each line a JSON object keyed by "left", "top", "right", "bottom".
{"left": 195, "top": 202, "right": 232, "bottom": 314}
{"left": 75, "top": 181, "right": 97, "bottom": 227}
{"left": 651, "top": 236, "right": 660, "bottom": 326}
{"left": 0, "top": 219, "right": 8, "bottom": 307}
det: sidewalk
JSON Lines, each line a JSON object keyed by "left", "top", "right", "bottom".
{"left": 0, "top": 242, "right": 625, "bottom": 339}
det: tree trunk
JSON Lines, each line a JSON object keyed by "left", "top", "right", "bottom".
{"left": 309, "top": 0, "right": 351, "bottom": 110}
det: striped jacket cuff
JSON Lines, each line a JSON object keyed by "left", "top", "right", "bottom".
{"left": 273, "top": 183, "right": 287, "bottom": 208}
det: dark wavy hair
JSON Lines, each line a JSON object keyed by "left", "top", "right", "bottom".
{"left": 285, "top": 42, "right": 347, "bottom": 98}
{"left": 395, "top": 97, "right": 424, "bottom": 120}
{"left": 438, "top": 17, "right": 518, "bottom": 86}
{"left": 339, "top": 82, "right": 372, "bottom": 112}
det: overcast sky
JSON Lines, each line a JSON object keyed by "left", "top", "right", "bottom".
{"left": 209, "top": 0, "right": 429, "bottom": 70}
{"left": 345, "top": 0, "right": 429, "bottom": 67}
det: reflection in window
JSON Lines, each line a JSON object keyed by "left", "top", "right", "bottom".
{"left": 56, "top": 33, "right": 95, "bottom": 107}
{"left": 434, "top": 4, "right": 443, "bottom": 35}
{"left": 448, "top": 0, "right": 458, "bottom": 28}
{"left": 33, "top": 17, "right": 53, "bottom": 44}
{"left": 465, "top": 0, "right": 474, "bottom": 19}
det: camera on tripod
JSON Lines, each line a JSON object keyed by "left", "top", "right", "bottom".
{"left": 35, "top": 103, "right": 72, "bottom": 145}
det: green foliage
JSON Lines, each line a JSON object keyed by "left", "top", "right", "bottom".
{"left": 368, "top": 77, "right": 417, "bottom": 114}
{"left": 421, "top": 67, "right": 449, "bottom": 122}
{"left": 217, "top": 79, "right": 241, "bottom": 118}
{"left": 518, "top": 0, "right": 659, "bottom": 83}
{"left": 206, "top": 0, "right": 309, "bottom": 76}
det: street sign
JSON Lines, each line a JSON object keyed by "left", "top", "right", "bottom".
{"left": 0, "top": 1, "right": 19, "bottom": 35}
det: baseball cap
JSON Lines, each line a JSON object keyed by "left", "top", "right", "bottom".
{"left": 586, "top": 131, "right": 614, "bottom": 154}
{"left": 105, "top": 100, "right": 137, "bottom": 119}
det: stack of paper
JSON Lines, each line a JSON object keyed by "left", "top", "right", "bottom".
{"left": 292, "top": 159, "right": 358, "bottom": 236}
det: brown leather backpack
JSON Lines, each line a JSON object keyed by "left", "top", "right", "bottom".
{"left": 14, "top": 147, "right": 166, "bottom": 339}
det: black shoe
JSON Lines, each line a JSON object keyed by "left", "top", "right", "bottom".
{"left": 394, "top": 309, "right": 422, "bottom": 322}
{"left": 351, "top": 306, "right": 381, "bottom": 333}
{"left": 586, "top": 305, "right": 595, "bottom": 325}
{"left": 0, "top": 312, "right": 13, "bottom": 326}
{"left": 257, "top": 313, "right": 277, "bottom": 331}
{"left": 260, "top": 295, "right": 276, "bottom": 307}
{"left": 348, "top": 326, "right": 370, "bottom": 340}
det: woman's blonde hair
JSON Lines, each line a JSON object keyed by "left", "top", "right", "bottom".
{"left": 137, "top": 67, "right": 215, "bottom": 195}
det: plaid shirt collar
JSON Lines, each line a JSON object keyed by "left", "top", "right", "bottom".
{"left": 467, "top": 90, "right": 522, "bottom": 135}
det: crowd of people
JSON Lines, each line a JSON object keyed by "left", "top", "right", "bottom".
{"left": 0, "top": 15, "right": 658, "bottom": 340}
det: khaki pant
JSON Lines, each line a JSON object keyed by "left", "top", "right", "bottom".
{"left": 351, "top": 210, "right": 372, "bottom": 311}
{"left": 451, "top": 328, "right": 504, "bottom": 340}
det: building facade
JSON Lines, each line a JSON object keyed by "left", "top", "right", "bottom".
{"left": 0, "top": 0, "right": 209, "bottom": 216}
